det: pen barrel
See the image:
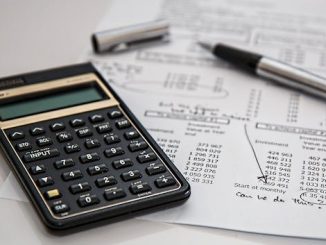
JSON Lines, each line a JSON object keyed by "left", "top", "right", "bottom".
{"left": 257, "top": 57, "right": 326, "bottom": 99}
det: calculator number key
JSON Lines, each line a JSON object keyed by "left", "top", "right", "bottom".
{"left": 104, "top": 147, "right": 124, "bottom": 158}
{"left": 70, "top": 182, "right": 91, "bottom": 194}
{"left": 80, "top": 153, "right": 100, "bottom": 163}
{"left": 112, "top": 158, "right": 133, "bottom": 169}
{"left": 96, "top": 176, "right": 117, "bottom": 187}
{"left": 104, "top": 188, "right": 126, "bottom": 201}
{"left": 87, "top": 164, "right": 108, "bottom": 176}
{"left": 104, "top": 134, "right": 120, "bottom": 145}
{"left": 62, "top": 170, "right": 83, "bottom": 181}
{"left": 121, "top": 170, "right": 141, "bottom": 181}
{"left": 78, "top": 195, "right": 100, "bottom": 207}
{"left": 54, "top": 159, "right": 74, "bottom": 169}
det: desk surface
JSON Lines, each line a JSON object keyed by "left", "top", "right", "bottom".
{"left": 0, "top": 1, "right": 325, "bottom": 244}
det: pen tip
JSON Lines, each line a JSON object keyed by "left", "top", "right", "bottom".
{"left": 197, "top": 40, "right": 215, "bottom": 52}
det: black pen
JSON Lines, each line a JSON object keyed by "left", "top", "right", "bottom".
{"left": 198, "top": 41, "right": 326, "bottom": 100}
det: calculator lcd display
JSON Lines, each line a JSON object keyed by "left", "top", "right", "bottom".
{"left": 0, "top": 85, "right": 108, "bottom": 120}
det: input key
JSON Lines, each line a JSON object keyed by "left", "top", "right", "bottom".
{"left": 23, "top": 148, "right": 59, "bottom": 163}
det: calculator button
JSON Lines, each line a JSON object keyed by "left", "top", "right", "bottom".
{"left": 57, "top": 132, "right": 73, "bottom": 143}
{"left": 37, "top": 176, "right": 54, "bottom": 187}
{"left": 155, "top": 176, "right": 176, "bottom": 188}
{"left": 89, "top": 114, "right": 104, "bottom": 123}
{"left": 54, "top": 159, "right": 74, "bottom": 169}
{"left": 129, "top": 182, "right": 151, "bottom": 194}
{"left": 104, "top": 188, "right": 126, "bottom": 201}
{"left": 9, "top": 131, "right": 24, "bottom": 140}
{"left": 96, "top": 123, "right": 112, "bottom": 134}
{"left": 70, "top": 119, "right": 85, "bottom": 127}
{"left": 50, "top": 122, "right": 65, "bottom": 131}
{"left": 45, "top": 189, "right": 61, "bottom": 200}
{"left": 104, "top": 134, "right": 120, "bottom": 145}
{"left": 108, "top": 110, "right": 122, "bottom": 119}
{"left": 87, "top": 164, "right": 108, "bottom": 176}
{"left": 76, "top": 128, "right": 93, "bottom": 138}
{"left": 112, "top": 158, "right": 133, "bottom": 169}
{"left": 80, "top": 153, "right": 100, "bottom": 163}
{"left": 16, "top": 141, "right": 32, "bottom": 151}
{"left": 104, "top": 147, "right": 124, "bottom": 158}
{"left": 23, "top": 148, "right": 60, "bottom": 163}
{"left": 36, "top": 137, "right": 53, "bottom": 147}
{"left": 64, "top": 143, "right": 81, "bottom": 153}
{"left": 52, "top": 203, "right": 70, "bottom": 214}
{"left": 124, "top": 130, "right": 139, "bottom": 140}
{"left": 128, "top": 141, "right": 148, "bottom": 152}
{"left": 121, "top": 170, "right": 142, "bottom": 181}
{"left": 62, "top": 170, "right": 83, "bottom": 181}
{"left": 116, "top": 119, "right": 131, "bottom": 129}
{"left": 30, "top": 127, "right": 45, "bottom": 136}
{"left": 137, "top": 152, "right": 157, "bottom": 163}
{"left": 70, "top": 182, "right": 91, "bottom": 194}
{"left": 96, "top": 176, "right": 117, "bottom": 187}
{"left": 85, "top": 139, "right": 101, "bottom": 149}
{"left": 78, "top": 195, "right": 100, "bottom": 207}
{"left": 30, "top": 164, "right": 46, "bottom": 175}
{"left": 146, "top": 164, "right": 166, "bottom": 176}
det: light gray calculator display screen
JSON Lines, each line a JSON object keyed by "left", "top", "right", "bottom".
{"left": 0, "top": 84, "right": 108, "bottom": 121}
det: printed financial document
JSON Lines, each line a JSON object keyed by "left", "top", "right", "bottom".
{"left": 0, "top": 0, "right": 325, "bottom": 240}
{"left": 82, "top": 0, "right": 326, "bottom": 239}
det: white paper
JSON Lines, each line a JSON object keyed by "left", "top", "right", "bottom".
{"left": 83, "top": 0, "right": 326, "bottom": 239}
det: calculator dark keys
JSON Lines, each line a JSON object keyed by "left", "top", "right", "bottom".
{"left": 16, "top": 141, "right": 32, "bottom": 151}
{"left": 0, "top": 64, "right": 190, "bottom": 230}
{"left": 23, "top": 148, "right": 60, "bottom": 163}
{"left": 78, "top": 195, "right": 100, "bottom": 207}
{"left": 70, "top": 119, "right": 85, "bottom": 127}
{"left": 155, "top": 176, "right": 176, "bottom": 188}
{"left": 37, "top": 137, "right": 53, "bottom": 146}
{"left": 30, "top": 164, "right": 46, "bottom": 175}
{"left": 104, "top": 188, "right": 126, "bottom": 201}
{"left": 50, "top": 122, "right": 65, "bottom": 131}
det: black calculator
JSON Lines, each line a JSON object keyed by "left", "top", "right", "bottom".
{"left": 0, "top": 63, "right": 190, "bottom": 229}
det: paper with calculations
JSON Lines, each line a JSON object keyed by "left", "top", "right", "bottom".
{"left": 85, "top": 0, "right": 326, "bottom": 238}
{"left": 2, "top": 0, "right": 326, "bottom": 239}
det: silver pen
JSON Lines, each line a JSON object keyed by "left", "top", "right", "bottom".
{"left": 198, "top": 41, "right": 326, "bottom": 100}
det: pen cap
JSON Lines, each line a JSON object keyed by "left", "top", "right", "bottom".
{"left": 92, "top": 19, "right": 170, "bottom": 53}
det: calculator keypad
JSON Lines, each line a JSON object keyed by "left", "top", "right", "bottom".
{"left": 5, "top": 106, "right": 180, "bottom": 218}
